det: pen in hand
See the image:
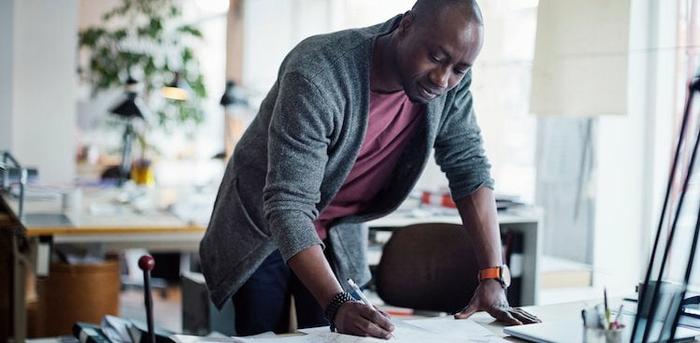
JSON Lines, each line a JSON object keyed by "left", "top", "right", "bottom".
{"left": 347, "top": 278, "right": 395, "bottom": 338}
{"left": 347, "top": 278, "right": 376, "bottom": 309}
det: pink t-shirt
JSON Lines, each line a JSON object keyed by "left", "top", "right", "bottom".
{"left": 314, "top": 90, "right": 423, "bottom": 239}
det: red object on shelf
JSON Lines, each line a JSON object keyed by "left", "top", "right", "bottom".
{"left": 420, "top": 191, "right": 456, "bottom": 208}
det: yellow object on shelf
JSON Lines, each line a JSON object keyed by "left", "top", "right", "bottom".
{"left": 131, "top": 160, "right": 155, "bottom": 186}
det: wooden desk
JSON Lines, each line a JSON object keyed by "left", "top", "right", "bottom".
{"left": 0, "top": 188, "right": 206, "bottom": 343}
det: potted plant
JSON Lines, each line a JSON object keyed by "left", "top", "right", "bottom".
{"left": 78, "top": 0, "right": 208, "bottom": 182}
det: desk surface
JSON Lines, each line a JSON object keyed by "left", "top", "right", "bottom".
{"left": 2, "top": 187, "right": 541, "bottom": 238}
{"left": 473, "top": 299, "right": 599, "bottom": 339}
{"left": 0, "top": 187, "right": 206, "bottom": 237}
{"left": 367, "top": 206, "right": 542, "bottom": 228}
{"left": 25, "top": 300, "right": 589, "bottom": 343}
{"left": 157, "top": 300, "right": 622, "bottom": 342}
{"left": 28, "top": 299, "right": 700, "bottom": 343}
{"left": 306, "top": 299, "right": 630, "bottom": 342}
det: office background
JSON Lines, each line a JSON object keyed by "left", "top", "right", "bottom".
{"left": 0, "top": 0, "right": 699, "bottom": 335}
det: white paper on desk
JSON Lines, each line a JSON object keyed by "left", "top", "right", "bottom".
{"left": 402, "top": 317, "right": 507, "bottom": 342}
{"left": 171, "top": 332, "right": 306, "bottom": 343}
{"left": 299, "top": 317, "right": 506, "bottom": 343}
{"left": 171, "top": 334, "right": 240, "bottom": 343}
{"left": 170, "top": 199, "right": 215, "bottom": 225}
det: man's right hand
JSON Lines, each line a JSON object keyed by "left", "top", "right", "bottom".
{"left": 333, "top": 302, "right": 395, "bottom": 339}
{"left": 287, "top": 245, "right": 394, "bottom": 338}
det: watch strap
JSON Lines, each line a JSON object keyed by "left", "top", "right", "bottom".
{"left": 325, "top": 292, "right": 355, "bottom": 332}
{"left": 479, "top": 266, "right": 502, "bottom": 281}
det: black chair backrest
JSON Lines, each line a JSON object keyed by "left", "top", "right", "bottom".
{"left": 375, "top": 223, "right": 480, "bottom": 313}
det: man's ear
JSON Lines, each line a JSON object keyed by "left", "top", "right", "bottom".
{"left": 397, "top": 10, "right": 415, "bottom": 38}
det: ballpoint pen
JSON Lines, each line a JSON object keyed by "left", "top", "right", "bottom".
{"left": 347, "top": 278, "right": 396, "bottom": 338}
{"left": 347, "top": 278, "right": 375, "bottom": 309}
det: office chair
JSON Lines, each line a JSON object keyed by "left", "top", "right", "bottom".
{"left": 374, "top": 223, "right": 480, "bottom": 314}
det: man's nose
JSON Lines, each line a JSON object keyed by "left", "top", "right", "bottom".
{"left": 429, "top": 66, "right": 450, "bottom": 89}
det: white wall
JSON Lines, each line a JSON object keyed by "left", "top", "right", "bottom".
{"left": 470, "top": 1, "right": 538, "bottom": 200}
{"left": 0, "top": 0, "right": 78, "bottom": 183}
{"left": 640, "top": 0, "right": 679, "bottom": 286}
{"left": 242, "top": 0, "right": 337, "bottom": 96}
{"left": 592, "top": 0, "right": 677, "bottom": 293}
{"left": 0, "top": 0, "right": 13, "bottom": 150}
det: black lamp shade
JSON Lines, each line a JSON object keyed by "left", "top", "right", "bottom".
{"left": 110, "top": 92, "right": 145, "bottom": 119}
{"left": 220, "top": 80, "right": 248, "bottom": 107}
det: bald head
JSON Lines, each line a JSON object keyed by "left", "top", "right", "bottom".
{"left": 412, "top": 0, "right": 483, "bottom": 27}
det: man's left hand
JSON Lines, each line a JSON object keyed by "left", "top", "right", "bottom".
{"left": 453, "top": 279, "right": 541, "bottom": 325}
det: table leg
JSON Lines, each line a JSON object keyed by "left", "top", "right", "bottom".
{"left": 503, "top": 222, "right": 541, "bottom": 306}
{"left": 11, "top": 234, "right": 27, "bottom": 343}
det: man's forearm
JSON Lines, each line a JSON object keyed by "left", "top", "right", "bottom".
{"left": 455, "top": 186, "right": 503, "bottom": 268}
{"left": 287, "top": 244, "right": 344, "bottom": 309}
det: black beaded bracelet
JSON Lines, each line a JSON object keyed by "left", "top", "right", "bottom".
{"left": 324, "top": 292, "right": 355, "bottom": 332}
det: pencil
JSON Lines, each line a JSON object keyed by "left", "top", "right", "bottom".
{"left": 604, "top": 288, "right": 611, "bottom": 329}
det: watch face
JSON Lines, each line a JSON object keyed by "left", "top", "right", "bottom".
{"left": 500, "top": 265, "right": 512, "bottom": 288}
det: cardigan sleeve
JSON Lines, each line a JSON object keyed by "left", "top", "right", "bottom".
{"left": 262, "top": 71, "right": 335, "bottom": 262}
{"left": 433, "top": 71, "right": 495, "bottom": 201}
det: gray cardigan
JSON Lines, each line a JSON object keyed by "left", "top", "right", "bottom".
{"left": 200, "top": 15, "right": 493, "bottom": 308}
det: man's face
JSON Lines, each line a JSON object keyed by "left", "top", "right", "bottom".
{"left": 394, "top": 9, "right": 483, "bottom": 104}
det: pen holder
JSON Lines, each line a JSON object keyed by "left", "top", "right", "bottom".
{"left": 583, "top": 326, "right": 623, "bottom": 343}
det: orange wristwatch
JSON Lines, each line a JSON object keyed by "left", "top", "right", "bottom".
{"left": 478, "top": 265, "right": 511, "bottom": 288}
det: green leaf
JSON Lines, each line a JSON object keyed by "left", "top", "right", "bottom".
{"left": 169, "top": 5, "right": 180, "bottom": 17}
{"left": 177, "top": 25, "right": 203, "bottom": 38}
{"left": 147, "top": 17, "right": 163, "bottom": 38}
{"left": 144, "top": 56, "right": 156, "bottom": 77}
{"left": 137, "top": 26, "right": 149, "bottom": 37}
{"left": 181, "top": 47, "right": 193, "bottom": 63}
{"left": 78, "top": 28, "right": 106, "bottom": 47}
{"left": 111, "top": 28, "right": 128, "bottom": 41}
{"left": 189, "top": 74, "right": 207, "bottom": 98}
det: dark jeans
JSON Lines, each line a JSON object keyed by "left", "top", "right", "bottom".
{"left": 232, "top": 250, "right": 329, "bottom": 336}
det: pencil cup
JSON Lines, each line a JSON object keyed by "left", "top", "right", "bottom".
{"left": 583, "top": 326, "right": 623, "bottom": 343}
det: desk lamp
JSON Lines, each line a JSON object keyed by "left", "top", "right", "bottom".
{"left": 219, "top": 80, "right": 249, "bottom": 159}
{"left": 109, "top": 77, "right": 146, "bottom": 185}
{"left": 219, "top": 80, "right": 248, "bottom": 107}
{"left": 161, "top": 71, "right": 189, "bottom": 101}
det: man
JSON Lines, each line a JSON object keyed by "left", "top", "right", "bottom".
{"left": 200, "top": 0, "right": 540, "bottom": 338}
